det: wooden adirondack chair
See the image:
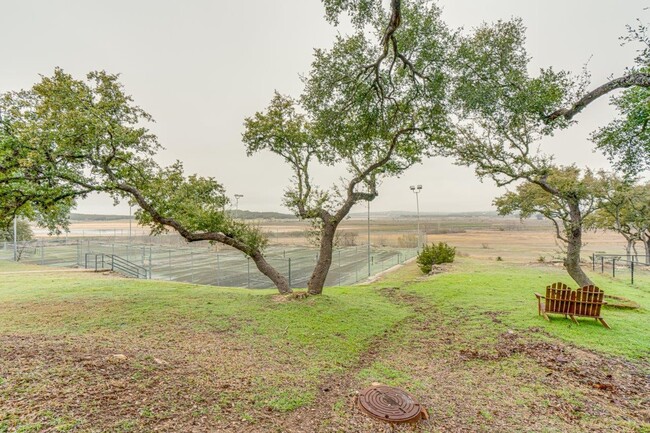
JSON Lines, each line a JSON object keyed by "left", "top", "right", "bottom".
{"left": 535, "top": 282, "right": 573, "bottom": 321}
{"left": 569, "top": 285, "right": 611, "bottom": 329}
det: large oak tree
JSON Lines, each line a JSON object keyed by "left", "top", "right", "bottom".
{"left": 444, "top": 17, "right": 650, "bottom": 287}
{"left": 243, "top": 1, "right": 453, "bottom": 294}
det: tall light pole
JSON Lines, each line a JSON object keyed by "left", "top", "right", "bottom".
{"left": 234, "top": 194, "right": 244, "bottom": 212}
{"left": 367, "top": 197, "right": 371, "bottom": 277}
{"left": 410, "top": 185, "right": 422, "bottom": 250}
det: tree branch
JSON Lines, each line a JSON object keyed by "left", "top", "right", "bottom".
{"left": 547, "top": 72, "right": 650, "bottom": 121}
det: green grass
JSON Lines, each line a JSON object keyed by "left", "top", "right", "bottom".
{"left": 0, "top": 257, "right": 648, "bottom": 432}
{"left": 0, "top": 261, "right": 412, "bottom": 430}
{"left": 405, "top": 258, "right": 650, "bottom": 360}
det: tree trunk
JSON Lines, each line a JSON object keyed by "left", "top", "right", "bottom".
{"left": 564, "top": 202, "right": 594, "bottom": 288}
{"left": 250, "top": 251, "right": 292, "bottom": 294}
{"left": 307, "top": 221, "right": 338, "bottom": 295}
{"left": 625, "top": 238, "right": 633, "bottom": 259}
{"left": 644, "top": 236, "right": 650, "bottom": 265}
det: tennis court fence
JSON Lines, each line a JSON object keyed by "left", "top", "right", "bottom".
{"left": 0, "top": 238, "right": 418, "bottom": 289}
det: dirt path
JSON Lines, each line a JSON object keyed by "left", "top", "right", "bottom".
{"left": 271, "top": 287, "right": 422, "bottom": 433}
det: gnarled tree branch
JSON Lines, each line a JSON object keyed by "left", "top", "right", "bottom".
{"left": 547, "top": 72, "right": 650, "bottom": 121}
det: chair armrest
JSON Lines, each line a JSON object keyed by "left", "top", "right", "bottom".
{"left": 534, "top": 293, "right": 545, "bottom": 300}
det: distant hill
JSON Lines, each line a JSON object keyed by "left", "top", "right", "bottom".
{"left": 70, "top": 213, "right": 130, "bottom": 221}
{"left": 70, "top": 210, "right": 296, "bottom": 222}
{"left": 71, "top": 210, "right": 518, "bottom": 222}
{"left": 348, "top": 210, "right": 504, "bottom": 219}
{"left": 229, "top": 210, "right": 296, "bottom": 220}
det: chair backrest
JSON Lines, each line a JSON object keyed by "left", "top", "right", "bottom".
{"left": 545, "top": 282, "right": 572, "bottom": 314}
{"left": 574, "top": 285, "right": 605, "bottom": 317}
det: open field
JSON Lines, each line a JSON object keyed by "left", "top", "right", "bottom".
{"left": 0, "top": 257, "right": 648, "bottom": 432}
{"left": 33, "top": 215, "right": 628, "bottom": 257}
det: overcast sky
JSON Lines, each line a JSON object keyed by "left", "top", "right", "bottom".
{"left": 2, "top": 1, "right": 647, "bottom": 214}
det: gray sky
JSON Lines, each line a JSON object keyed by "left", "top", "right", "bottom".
{"left": 2, "top": 1, "right": 647, "bottom": 214}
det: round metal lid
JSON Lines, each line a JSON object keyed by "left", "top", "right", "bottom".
{"left": 357, "top": 385, "right": 423, "bottom": 424}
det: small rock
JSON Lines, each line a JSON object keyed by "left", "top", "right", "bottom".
{"left": 112, "top": 354, "right": 127, "bottom": 361}
{"left": 153, "top": 358, "right": 168, "bottom": 365}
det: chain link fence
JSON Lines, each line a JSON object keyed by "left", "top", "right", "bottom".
{"left": 0, "top": 238, "right": 418, "bottom": 289}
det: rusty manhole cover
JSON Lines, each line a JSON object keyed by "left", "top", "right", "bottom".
{"left": 357, "top": 385, "right": 426, "bottom": 424}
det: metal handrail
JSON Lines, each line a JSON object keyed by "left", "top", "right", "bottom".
{"left": 109, "top": 254, "right": 149, "bottom": 279}
{"left": 84, "top": 253, "right": 148, "bottom": 279}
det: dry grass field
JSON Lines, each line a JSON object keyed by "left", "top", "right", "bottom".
{"left": 52, "top": 215, "right": 629, "bottom": 263}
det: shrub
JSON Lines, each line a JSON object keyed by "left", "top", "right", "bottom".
{"left": 416, "top": 242, "right": 456, "bottom": 274}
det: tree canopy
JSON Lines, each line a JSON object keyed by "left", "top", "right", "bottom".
{"left": 592, "top": 84, "right": 650, "bottom": 175}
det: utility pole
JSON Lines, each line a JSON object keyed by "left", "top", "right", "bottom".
{"left": 410, "top": 185, "right": 423, "bottom": 250}
{"left": 367, "top": 198, "right": 371, "bottom": 277}
{"left": 234, "top": 194, "right": 243, "bottom": 214}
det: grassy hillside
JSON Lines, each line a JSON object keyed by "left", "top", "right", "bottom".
{"left": 0, "top": 259, "right": 647, "bottom": 432}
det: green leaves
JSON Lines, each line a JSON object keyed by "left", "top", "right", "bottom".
{"left": 133, "top": 162, "right": 268, "bottom": 251}
{"left": 0, "top": 69, "right": 268, "bottom": 252}
{"left": 0, "top": 69, "right": 158, "bottom": 233}
{"left": 592, "top": 84, "right": 650, "bottom": 174}
{"left": 321, "top": 0, "right": 383, "bottom": 28}
{"left": 243, "top": 3, "right": 454, "bottom": 226}
{"left": 493, "top": 166, "right": 612, "bottom": 236}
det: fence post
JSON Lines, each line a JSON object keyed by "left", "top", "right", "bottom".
{"left": 631, "top": 261, "right": 635, "bottom": 285}
{"left": 148, "top": 247, "right": 152, "bottom": 279}
{"left": 612, "top": 258, "right": 616, "bottom": 278}
{"left": 592, "top": 254, "right": 595, "bottom": 271}
{"left": 247, "top": 257, "right": 251, "bottom": 288}
{"left": 190, "top": 251, "right": 194, "bottom": 283}
{"left": 338, "top": 249, "right": 341, "bottom": 286}
{"left": 288, "top": 258, "right": 291, "bottom": 289}
{"left": 216, "top": 254, "right": 220, "bottom": 286}
{"left": 601, "top": 256, "right": 604, "bottom": 273}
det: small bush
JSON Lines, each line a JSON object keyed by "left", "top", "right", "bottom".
{"left": 416, "top": 242, "right": 456, "bottom": 274}
{"left": 496, "top": 256, "right": 503, "bottom": 261}
{"left": 537, "top": 255, "right": 546, "bottom": 263}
